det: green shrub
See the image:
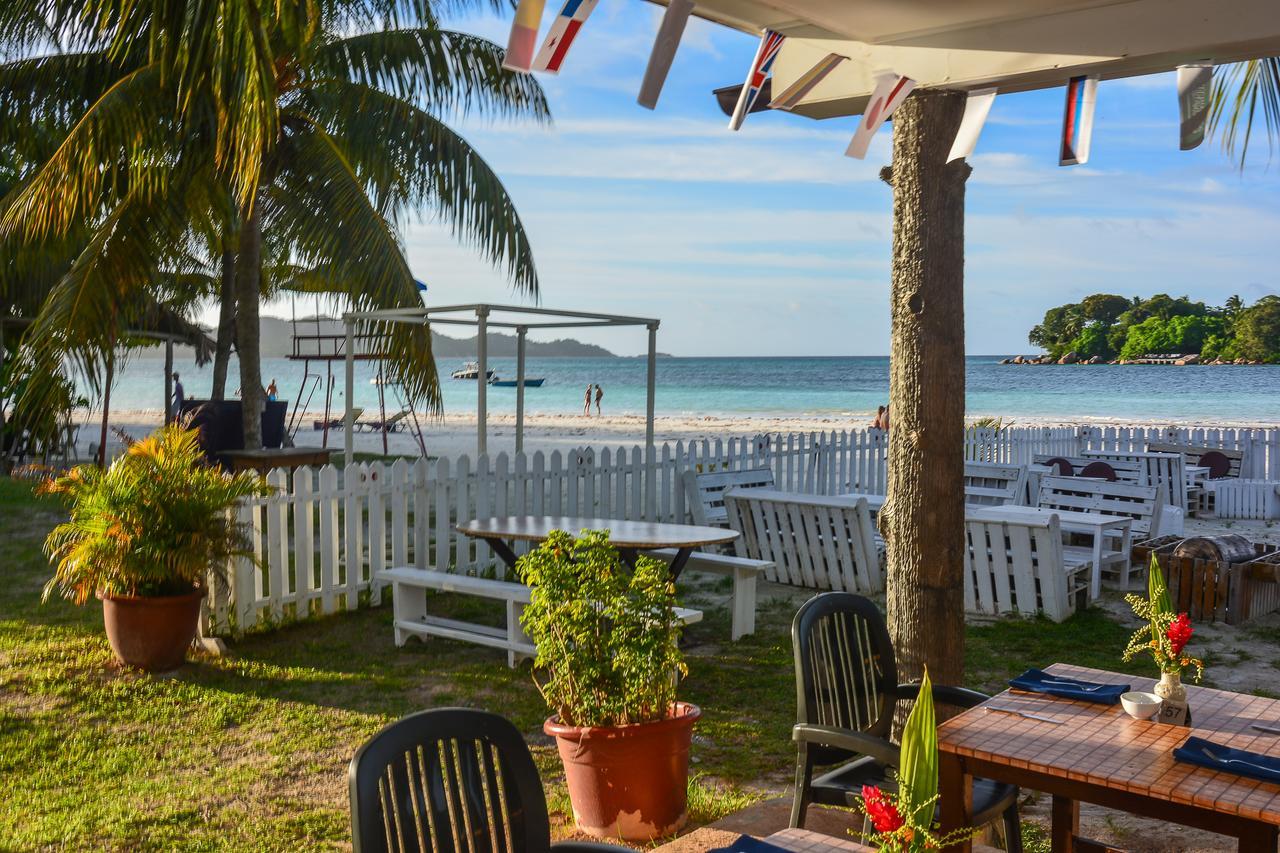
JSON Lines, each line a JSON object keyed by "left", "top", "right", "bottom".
{"left": 39, "top": 424, "right": 268, "bottom": 603}
{"left": 517, "top": 529, "right": 686, "bottom": 727}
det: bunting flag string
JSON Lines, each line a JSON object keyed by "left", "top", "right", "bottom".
{"left": 637, "top": 0, "right": 694, "bottom": 109}
{"left": 1177, "top": 62, "right": 1214, "bottom": 151}
{"left": 728, "top": 29, "right": 785, "bottom": 131}
{"left": 844, "top": 72, "right": 915, "bottom": 159}
{"left": 532, "top": 0, "right": 600, "bottom": 74}
{"left": 946, "top": 87, "right": 997, "bottom": 163}
{"left": 1059, "top": 74, "right": 1099, "bottom": 165}
{"left": 503, "top": 0, "right": 547, "bottom": 72}
{"left": 769, "top": 53, "right": 846, "bottom": 111}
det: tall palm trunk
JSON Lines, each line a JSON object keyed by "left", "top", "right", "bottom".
{"left": 211, "top": 239, "right": 237, "bottom": 400}
{"left": 235, "top": 203, "right": 264, "bottom": 449}
{"left": 878, "top": 89, "right": 971, "bottom": 700}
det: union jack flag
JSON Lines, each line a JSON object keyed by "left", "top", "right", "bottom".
{"left": 728, "top": 29, "right": 785, "bottom": 131}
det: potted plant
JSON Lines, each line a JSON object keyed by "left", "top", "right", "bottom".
{"left": 40, "top": 424, "right": 266, "bottom": 672}
{"left": 856, "top": 668, "right": 978, "bottom": 852}
{"left": 518, "top": 529, "right": 698, "bottom": 842}
{"left": 1122, "top": 557, "right": 1205, "bottom": 724}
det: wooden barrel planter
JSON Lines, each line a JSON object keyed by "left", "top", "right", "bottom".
{"left": 1148, "top": 536, "right": 1280, "bottom": 625}
{"left": 1131, "top": 534, "right": 1187, "bottom": 567}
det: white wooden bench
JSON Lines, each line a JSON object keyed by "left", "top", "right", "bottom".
{"left": 647, "top": 549, "right": 771, "bottom": 640}
{"left": 682, "top": 467, "right": 776, "bottom": 526}
{"left": 1032, "top": 453, "right": 1145, "bottom": 483}
{"left": 380, "top": 567, "right": 703, "bottom": 668}
{"left": 1147, "top": 441, "right": 1246, "bottom": 514}
{"left": 963, "top": 511, "right": 1087, "bottom": 622}
{"left": 1083, "top": 450, "right": 1187, "bottom": 512}
{"left": 963, "top": 461, "right": 1028, "bottom": 506}
{"left": 722, "top": 489, "right": 882, "bottom": 593}
{"left": 1036, "top": 475, "right": 1165, "bottom": 541}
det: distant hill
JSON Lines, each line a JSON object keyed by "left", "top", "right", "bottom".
{"left": 138, "top": 316, "right": 619, "bottom": 359}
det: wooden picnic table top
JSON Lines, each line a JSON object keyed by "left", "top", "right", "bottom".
{"left": 456, "top": 516, "right": 738, "bottom": 550}
{"left": 218, "top": 447, "right": 332, "bottom": 472}
{"left": 937, "top": 663, "right": 1280, "bottom": 826}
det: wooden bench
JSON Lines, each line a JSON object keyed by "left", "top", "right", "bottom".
{"left": 963, "top": 461, "right": 1028, "bottom": 506}
{"left": 682, "top": 467, "right": 775, "bottom": 526}
{"left": 647, "top": 549, "right": 771, "bottom": 640}
{"left": 1037, "top": 475, "right": 1165, "bottom": 541}
{"left": 381, "top": 567, "right": 703, "bottom": 668}
{"left": 964, "top": 511, "right": 1087, "bottom": 622}
{"left": 1083, "top": 450, "right": 1187, "bottom": 512}
{"left": 722, "top": 489, "right": 882, "bottom": 593}
{"left": 1032, "top": 453, "right": 1144, "bottom": 483}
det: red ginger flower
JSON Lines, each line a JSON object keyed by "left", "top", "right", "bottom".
{"left": 861, "top": 785, "right": 905, "bottom": 833}
{"left": 1166, "top": 612, "right": 1193, "bottom": 656}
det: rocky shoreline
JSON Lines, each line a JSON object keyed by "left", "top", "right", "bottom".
{"left": 1001, "top": 352, "right": 1270, "bottom": 366}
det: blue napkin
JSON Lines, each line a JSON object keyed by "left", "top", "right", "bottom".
{"left": 1009, "top": 668, "right": 1129, "bottom": 705}
{"left": 709, "top": 836, "right": 794, "bottom": 853}
{"left": 1174, "top": 736, "right": 1280, "bottom": 784}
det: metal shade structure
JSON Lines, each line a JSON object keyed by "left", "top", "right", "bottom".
{"left": 677, "top": 0, "right": 1280, "bottom": 119}
{"left": 341, "top": 304, "right": 661, "bottom": 465}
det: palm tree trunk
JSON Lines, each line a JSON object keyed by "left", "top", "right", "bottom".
{"left": 211, "top": 240, "right": 236, "bottom": 400}
{"left": 879, "top": 89, "right": 971, "bottom": 699}
{"left": 99, "top": 345, "right": 115, "bottom": 468}
{"left": 235, "top": 203, "right": 264, "bottom": 449}
{"left": 163, "top": 341, "right": 174, "bottom": 425}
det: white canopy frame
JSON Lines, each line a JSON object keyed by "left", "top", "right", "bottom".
{"left": 341, "top": 303, "right": 661, "bottom": 465}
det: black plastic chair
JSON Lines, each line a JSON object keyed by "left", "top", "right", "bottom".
{"left": 350, "top": 708, "right": 630, "bottom": 853}
{"left": 789, "top": 593, "right": 1022, "bottom": 852}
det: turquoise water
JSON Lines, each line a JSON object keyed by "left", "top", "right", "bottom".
{"left": 104, "top": 355, "right": 1280, "bottom": 422}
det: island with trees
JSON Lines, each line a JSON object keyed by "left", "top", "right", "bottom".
{"left": 1008, "top": 293, "right": 1280, "bottom": 365}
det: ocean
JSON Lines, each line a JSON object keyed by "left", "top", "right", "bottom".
{"left": 101, "top": 355, "right": 1280, "bottom": 423}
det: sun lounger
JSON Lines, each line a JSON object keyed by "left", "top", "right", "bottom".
{"left": 314, "top": 408, "right": 363, "bottom": 430}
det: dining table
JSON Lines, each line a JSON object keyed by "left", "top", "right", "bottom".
{"left": 455, "top": 515, "right": 739, "bottom": 578}
{"left": 937, "top": 663, "right": 1280, "bottom": 852}
{"left": 965, "top": 504, "right": 1132, "bottom": 599}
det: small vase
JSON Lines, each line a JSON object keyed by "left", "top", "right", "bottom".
{"left": 1154, "top": 671, "right": 1192, "bottom": 726}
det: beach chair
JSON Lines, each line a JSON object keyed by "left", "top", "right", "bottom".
{"left": 349, "top": 708, "right": 628, "bottom": 853}
{"left": 313, "top": 408, "right": 363, "bottom": 431}
{"left": 355, "top": 409, "right": 410, "bottom": 434}
{"left": 788, "top": 592, "right": 1023, "bottom": 848}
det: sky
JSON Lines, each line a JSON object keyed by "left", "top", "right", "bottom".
{"left": 271, "top": 3, "right": 1280, "bottom": 357}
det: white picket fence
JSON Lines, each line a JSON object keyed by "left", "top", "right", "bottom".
{"left": 204, "top": 424, "right": 1280, "bottom": 636}
{"left": 1212, "top": 480, "right": 1280, "bottom": 520}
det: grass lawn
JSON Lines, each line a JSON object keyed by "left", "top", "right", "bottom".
{"left": 0, "top": 476, "right": 1252, "bottom": 851}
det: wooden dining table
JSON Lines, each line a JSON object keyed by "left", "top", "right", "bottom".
{"left": 455, "top": 515, "right": 739, "bottom": 578}
{"left": 937, "top": 663, "right": 1280, "bottom": 852}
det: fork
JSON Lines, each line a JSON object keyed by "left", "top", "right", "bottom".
{"left": 985, "top": 705, "right": 1064, "bottom": 725}
{"left": 1040, "top": 679, "right": 1105, "bottom": 692}
{"left": 1202, "top": 747, "right": 1279, "bottom": 774}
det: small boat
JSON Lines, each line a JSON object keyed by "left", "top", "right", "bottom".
{"left": 489, "top": 377, "right": 546, "bottom": 388}
{"left": 451, "top": 362, "right": 498, "bottom": 381}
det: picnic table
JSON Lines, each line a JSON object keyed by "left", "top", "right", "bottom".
{"left": 455, "top": 515, "right": 738, "bottom": 578}
{"left": 967, "top": 505, "right": 1132, "bottom": 599}
{"left": 938, "top": 663, "right": 1280, "bottom": 852}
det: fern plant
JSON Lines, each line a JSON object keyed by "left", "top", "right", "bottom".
{"left": 39, "top": 424, "right": 268, "bottom": 603}
{"left": 517, "top": 529, "right": 687, "bottom": 727}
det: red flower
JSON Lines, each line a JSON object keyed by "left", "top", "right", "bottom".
{"left": 861, "top": 785, "right": 905, "bottom": 834}
{"left": 1166, "top": 613, "right": 1193, "bottom": 656}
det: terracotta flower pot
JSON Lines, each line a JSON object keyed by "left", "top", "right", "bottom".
{"left": 544, "top": 702, "right": 700, "bottom": 842}
{"left": 99, "top": 588, "right": 205, "bottom": 672}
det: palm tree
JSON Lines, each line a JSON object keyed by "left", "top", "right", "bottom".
{"left": 1209, "top": 58, "right": 1280, "bottom": 168}
{"left": 0, "top": 0, "right": 547, "bottom": 447}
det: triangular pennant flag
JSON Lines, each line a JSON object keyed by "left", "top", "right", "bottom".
{"left": 1177, "top": 62, "right": 1213, "bottom": 151}
{"left": 532, "top": 0, "right": 600, "bottom": 74}
{"left": 1060, "top": 74, "right": 1099, "bottom": 166}
{"left": 728, "top": 30, "right": 785, "bottom": 131}
{"left": 503, "top": 0, "right": 548, "bottom": 72}
{"left": 637, "top": 0, "right": 694, "bottom": 110}
{"left": 946, "top": 87, "right": 997, "bottom": 163}
{"left": 769, "top": 53, "right": 846, "bottom": 111}
{"left": 844, "top": 73, "right": 915, "bottom": 159}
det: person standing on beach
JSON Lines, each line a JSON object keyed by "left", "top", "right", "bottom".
{"left": 594, "top": 384, "right": 603, "bottom": 416}
{"left": 583, "top": 384, "right": 593, "bottom": 416}
{"left": 171, "top": 372, "right": 185, "bottom": 420}
{"left": 873, "top": 406, "right": 886, "bottom": 429}
{"left": 267, "top": 379, "right": 278, "bottom": 402}
{"left": 881, "top": 404, "right": 890, "bottom": 432}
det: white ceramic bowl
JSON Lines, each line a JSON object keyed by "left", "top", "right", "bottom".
{"left": 1121, "top": 691, "right": 1163, "bottom": 720}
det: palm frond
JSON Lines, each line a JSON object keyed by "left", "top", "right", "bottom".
{"left": 298, "top": 78, "right": 539, "bottom": 296}
{"left": 313, "top": 28, "right": 549, "bottom": 122}
{"left": 265, "top": 124, "right": 441, "bottom": 412}
{"left": 1208, "top": 58, "right": 1280, "bottom": 169}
